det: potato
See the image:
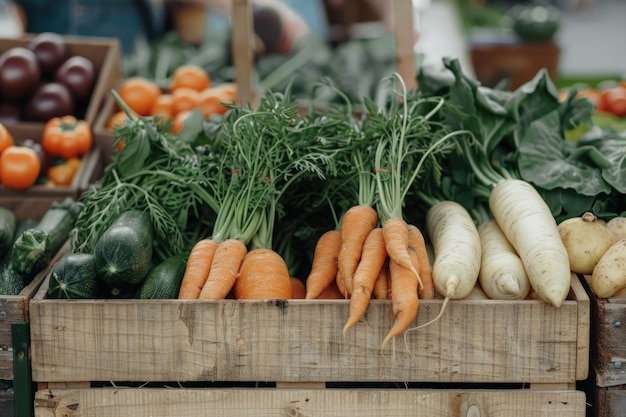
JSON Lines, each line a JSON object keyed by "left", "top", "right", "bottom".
{"left": 558, "top": 212, "right": 614, "bottom": 274}
{"left": 590, "top": 239, "right": 626, "bottom": 298}
{"left": 606, "top": 216, "right": 626, "bottom": 242}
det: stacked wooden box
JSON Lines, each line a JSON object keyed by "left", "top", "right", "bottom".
{"left": 28, "top": 275, "right": 589, "bottom": 416}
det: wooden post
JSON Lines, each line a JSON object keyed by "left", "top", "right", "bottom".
{"left": 393, "top": 0, "right": 418, "bottom": 90}
{"left": 231, "top": 0, "right": 256, "bottom": 107}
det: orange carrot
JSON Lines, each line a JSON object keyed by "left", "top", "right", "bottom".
{"left": 335, "top": 268, "right": 347, "bottom": 298}
{"left": 408, "top": 224, "right": 434, "bottom": 299}
{"left": 234, "top": 248, "right": 292, "bottom": 299}
{"left": 381, "top": 259, "right": 419, "bottom": 349}
{"left": 343, "top": 228, "right": 388, "bottom": 335}
{"left": 178, "top": 239, "right": 218, "bottom": 299}
{"left": 290, "top": 277, "right": 306, "bottom": 299}
{"left": 198, "top": 239, "right": 247, "bottom": 299}
{"left": 372, "top": 259, "right": 390, "bottom": 300}
{"left": 338, "top": 205, "right": 378, "bottom": 296}
{"left": 317, "top": 281, "right": 344, "bottom": 299}
{"left": 382, "top": 217, "right": 421, "bottom": 289}
{"left": 305, "top": 229, "right": 342, "bottom": 299}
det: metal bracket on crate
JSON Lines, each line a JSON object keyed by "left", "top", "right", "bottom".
{"left": 12, "top": 322, "right": 33, "bottom": 417}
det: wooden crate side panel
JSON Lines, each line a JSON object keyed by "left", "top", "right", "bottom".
{"left": 0, "top": 242, "right": 69, "bottom": 379}
{"left": 595, "top": 297, "right": 626, "bottom": 387}
{"left": 597, "top": 385, "right": 626, "bottom": 417}
{"left": 30, "top": 279, "right": 586, "bottom": 384}
{"left": 33, "top": 387, "right": 587, "bottom": 417}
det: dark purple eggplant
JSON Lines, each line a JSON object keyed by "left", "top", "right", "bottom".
{"left": 0, "top": 47, "right": 41, "bottom": 102}
{"left": 54, "top": 55, "right": 95, "bottom": 101}
{"left": 28, "top": 32, "right": 68, "bottom": 76}
{"left": 25, "top": 82, "right": 74, "bottom": 122}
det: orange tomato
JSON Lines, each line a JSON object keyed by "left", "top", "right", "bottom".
{"left": 170, "top": 65, "right": 211, "bottom": 92}
{"left": 42, "top": 115, "right": 92, "bottom": 159}
{"left": 198, "top": 87, "right": 230, "bottom": 117}
{"left": 0, "top": 146, "right": 41, "bottom": 190}
{"left": 576, "top": 89, "right": 605, "bottom": 112}
{"left": 215, "top": 82, "right": 238, "bottom": 103}
{"left": 149, "top": 93, "right": 174, "bottom": 118}
{"left": 47, "top": 157, "right": 81, "bottom": 186}
{"left": 117, "top": 77, "right": 161, "bottom": 116}
{"left": 601, "top": 87, "right": 626, "bottom": 118}
{"left": 0, "top": 123, "right": 14, "bottom": 155}
{"left": 171, "top": 87, "right": 201, "bottom": 116}
{"left": 171, "top": 110, "right": 193, "bottom": 135}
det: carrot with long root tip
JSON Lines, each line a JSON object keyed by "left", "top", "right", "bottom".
{"left": 198, "top": 238, "right": 247, "bottom": 299}
{"left": 373, "top": 259, "right": 390, "bottom": 299}
{"left": 305, "top": 229, "right": 342, "bottom": 299}
{"left": 381, "top": 259, "right": 419, "bottom": 350}
{"left": 234, "top": 248, "right": 293, "bottom": 299}
{"left": 337, "top": 205, "right": 378, "bottom": 297}
{"left": 382, "top": 217, "right": 422, "bottom": 289}
{"left": 343, "top": 228, "right": 388, "bottom": 335}
{"left": 408, "top": 223, "right": 434, "bottom": 299}
{"left": 290, "top": 277, "right": 306, "bottom": 299}
{"left": 318, "top": 281, "right": 344, "bottom": 299}
{"left": 178, "top": 239, "right": 218, "bottom": 299}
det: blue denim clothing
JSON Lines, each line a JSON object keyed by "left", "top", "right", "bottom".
{"left": 16, "top": 0, "right": 165, "bottom": 52}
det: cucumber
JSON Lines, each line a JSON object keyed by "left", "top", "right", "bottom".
{"left": 11, "top": 198, "right": 81, "bottom": 276}
{"left": 47, "top": 253, "right": 101, "bottom": 299}
{"left": 136, "top": 254, "right": 187, "bottom": 299}
{"left": 94, "top": 209, "right": 153, "bottom": 289}
{"left": 0, "top": 207, "right": 16, "bottom": 256}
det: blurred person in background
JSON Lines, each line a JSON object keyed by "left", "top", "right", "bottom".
{"left": 9, "top": 0, "right": 322, "bottom": 54}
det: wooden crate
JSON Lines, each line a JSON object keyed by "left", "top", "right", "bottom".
{"left": 1, "top": 124, "right": 103, "bottom": 199}
{"left": 0, "top": 34, "right": 122, "bottom": 127}
{"left": 28, "top": 275, "right": 589, "bottom": 416}
{"left": 0, "top": 240, "right": 69, "bottom": 381}
{"left": 581, "top": 274, "right": 626, "bottom": 416}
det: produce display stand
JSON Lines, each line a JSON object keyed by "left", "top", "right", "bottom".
{"left": 23, "top": 2, "right": 589, "bottom": 416}
{"left": 581, "top": 275, "right": 626, "bottom": 417}
{"left": 28, "top": 274, "right": 589, "bottom": 416}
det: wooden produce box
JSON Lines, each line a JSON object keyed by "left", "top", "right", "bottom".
{"left": 0, "top": 34, "right": 122, "bottom": 127}
{"left": 0, "top": 124, "right": 103, "bottom": 200}
{"left": 583, "top": 274, "right": 626, "bottom": 417}
{"left": 29, "top": 275, "right": 590, "bottom": 416}
{"left": 0, "top": 239, "right": 69, "bottom": 381}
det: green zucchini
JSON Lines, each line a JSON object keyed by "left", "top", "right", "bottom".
{"left": 0, "top": 207, "right": 16, "bottom": 256}
{"left": 47, "top": 253, "right": 101, "bottom": 299}
{"left": 94, "top": 209, "right": 153, "bottom": 289}
{"left": 0, "top": 218, "right": 39, "bottom": 295}
{"left": 11, "top": 198, "right": 81, "bottom": 276}
{"left": 136, "top": 254, "right": 187, "bottom": 299}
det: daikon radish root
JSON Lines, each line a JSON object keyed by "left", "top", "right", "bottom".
{"left": 464, "top": 284, "right": 490, "bottom": 300}
{"left": 489, "top": 179, "right": 571, "bottom": 307}
{"left": 558, "top": 211, "right": 614, "bottom": 275}
{"left": 426, "top": 201, "right": 481, "bottom": 301}
{"left": 478, "top": 220, "right": 530, "bottom": 300}
{"left": 407, "top": 201, "right": 481, "bottom": 332}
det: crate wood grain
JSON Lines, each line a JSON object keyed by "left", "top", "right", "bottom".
{"left": 29, "top": 275, "right": 588, "bottom": 385}
{"left": 33, "top": 386, "right": 587, "bottom": 417}
{"left": 589, "top": 290, "right": 626, "bottom": 387}
{"left": 597, "top": 385, "right": 626, "bottom": 417}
